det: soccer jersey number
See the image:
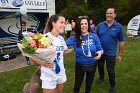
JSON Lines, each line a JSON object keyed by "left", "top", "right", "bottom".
{"left": 56, "top": 52, "right": 60, "bottom": 61}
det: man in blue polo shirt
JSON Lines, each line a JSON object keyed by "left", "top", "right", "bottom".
{"left": 96, "top": 7, "right": 125, "bottom": 93}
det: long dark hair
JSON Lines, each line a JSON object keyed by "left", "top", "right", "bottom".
{"left": 46, "top": 14, "right": 65, "bottom": 32}
{"left": 75, "top": 17, "right": 90, "bottom": 47}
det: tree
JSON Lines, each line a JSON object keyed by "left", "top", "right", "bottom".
{"left": 55, "top": 0, "right": 140, "bottom": 25}
{"left": 60, "top": 0, "right": 88, "bottom": 20}
{"left": 87, "top": 0, "right": 105, "bottom": 24}
{"left": 55, "top": 0, "right": 67, "bottom": 13}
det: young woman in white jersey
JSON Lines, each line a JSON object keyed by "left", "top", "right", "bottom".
{"left": 31, "top": 14, "right": 72, "bottom": 93}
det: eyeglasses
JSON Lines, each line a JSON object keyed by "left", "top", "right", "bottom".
{"left": 78, "top": 16, "right": 88, "bottom": 18}
{"left": 21, "top": 24, "right": 26, "bottom": 26}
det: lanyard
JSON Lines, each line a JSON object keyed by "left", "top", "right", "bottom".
{"left": 81, "top": 33, "right": 92, "bottom": 57}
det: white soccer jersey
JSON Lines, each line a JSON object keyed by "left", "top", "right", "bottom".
{"left": 47, "top": 32, "right": 68, "bottom": 69}
{"left": 40, "top": 32, "right": 68, "bottom": 81}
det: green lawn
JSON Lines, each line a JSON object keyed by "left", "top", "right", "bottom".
{"left": 0, "top": 28, "right": 140, "bottom": 93}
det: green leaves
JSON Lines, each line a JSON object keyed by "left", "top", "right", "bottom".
{"left": 22, "top": 46, "right": 36, "bottom": 54}
{"left": 21, "top": 40, "right": 28, "bottom": 47}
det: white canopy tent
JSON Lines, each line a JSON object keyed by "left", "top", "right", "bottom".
{"left": 127, "top": 15, "right": 140, "bottom": 37}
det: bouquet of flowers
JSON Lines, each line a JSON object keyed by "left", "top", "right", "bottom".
{"left": 17, "top": 31, "right": 56, "bottom": 64}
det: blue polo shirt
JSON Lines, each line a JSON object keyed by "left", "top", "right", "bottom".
{"left": 96, "top": 20, "right": 124, "bottom": 56}
{"left": 66, "top": 32, "right": 103, "bottom": 64}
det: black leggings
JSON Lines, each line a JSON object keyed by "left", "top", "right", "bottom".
{"left": 73, "top": 62, "right": 96, "bottom": 93}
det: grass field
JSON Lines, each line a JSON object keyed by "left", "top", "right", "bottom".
{"left": 0, "top": 27, "right": 140, "bottom": 93}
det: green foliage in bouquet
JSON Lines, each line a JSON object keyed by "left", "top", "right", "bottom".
{"left": 19, "top": 32, "right": 51, "bottom": 55}
{"left": 21, "top": 40, "right": 36, "bottom": 54}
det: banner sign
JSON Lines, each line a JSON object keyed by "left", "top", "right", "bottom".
{"left": 0, "top": 12, "right": 49, "bottom": 37}
{"left": 0, "top": 0, "right": 47, "bottom": 9}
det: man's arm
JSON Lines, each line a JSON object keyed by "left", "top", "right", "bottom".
{"left": 117, "top": 41, "right": 125, "bottom": 63}
{"left": 118, "top": 41, "right": 125, "bottom": 56}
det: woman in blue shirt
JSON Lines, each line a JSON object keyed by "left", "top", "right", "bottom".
{"left": 66, "top": 17, "right": 103, "bottom": 93}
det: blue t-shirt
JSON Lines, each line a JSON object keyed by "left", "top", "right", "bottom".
{"left": 96, "top": 20, "right": 124, "bottom": 56}
{"left": 66, "top": 32, "right": 103, "bottom": 64}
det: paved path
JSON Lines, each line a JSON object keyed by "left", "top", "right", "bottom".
{"left": 0, "top": 54, "right": 34, "bottom": 73}
{"left": 0, "top": 38, "right": 35, "bottom": 73}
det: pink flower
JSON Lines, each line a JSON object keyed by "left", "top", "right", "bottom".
{"left": 28, "top": 37, "right": 37, "bottom": 47}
